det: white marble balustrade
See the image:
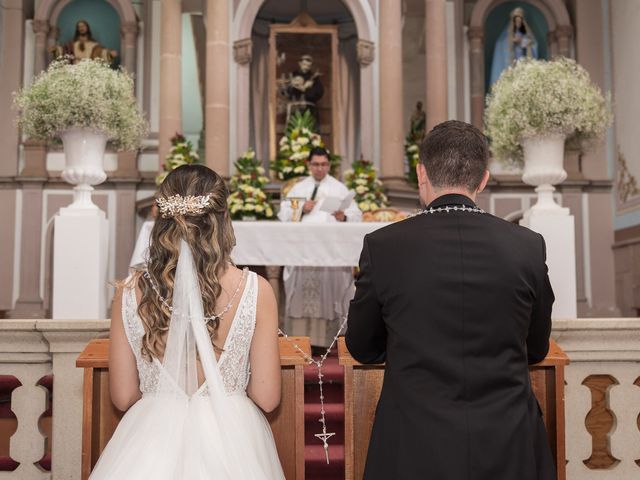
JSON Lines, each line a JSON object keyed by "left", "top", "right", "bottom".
{"left": 552, "top": 318, "right": 640, "bottom": 479}
{"left": 0, "top": 318, "right": 638, "bottom": 479}
{"left": 0, "top": 319, "right": 109, "bottom": 480}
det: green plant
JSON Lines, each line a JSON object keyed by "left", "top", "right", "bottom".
{"left": 156, "top": 133, "right": 200, "bottom": 185}
{"left": 485, "top": 58, "right": 612, "bottom": 165}
{"left": 228, "top": 184, "right": 275, "bottom": 220}
{"left": 271, "top": 110, "right": 340, "bottom": 180}
{"left": 404, "top": 142, "right": 420, "bottom": 186}
{"left": 14, "top": 58, "right": 147, "bottom": 150}
{"left": 343, "top": 158, "right": 388, "bottom": 212}
{"left": 228, "top": 148, "right": 275, "bottom": 220}
{"left": 230, "top": 148, "right": 269, "bottom": 190}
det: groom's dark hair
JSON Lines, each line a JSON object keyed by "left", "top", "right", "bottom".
{"left": 419, "top": 120, "right": 489, "bottom": 192}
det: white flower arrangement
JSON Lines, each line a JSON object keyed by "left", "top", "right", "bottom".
{"left": 271, "top": 110, "right": 339, "bottom": 180}
{"left": 344, "top": 159, "right": 388, "bottom": 212}
{"left": 228, "top": 148, "right": 275, "bottom": 220}
{"left": 485, "top": 58, "right": 612, "bottom": 165}
{"left": 228, "top": 184, "right": 274, "bottom": 220}
{"left": 156, "top": 133, "right": 199, "bottom": 185}
{"left": 14, "top": 58, "right": 147, "bottom": 150}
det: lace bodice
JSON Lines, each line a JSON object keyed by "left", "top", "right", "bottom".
{"left": 121, "top": 271, "right": 258, "bottom": 396}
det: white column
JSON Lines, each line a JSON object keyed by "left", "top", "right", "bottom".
{"left": 521, "top": 209, "right": 577, "bottom": 319}
{"left": 52, "top": 210, "right": 109, "bottom": 319}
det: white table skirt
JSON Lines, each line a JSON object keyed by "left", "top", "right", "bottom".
{"left": 230, "top": 221, "right": 391, "bottom": 267}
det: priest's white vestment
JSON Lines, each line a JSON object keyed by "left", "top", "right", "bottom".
{"left": 278, "top": 175, "right": 362, "bottom": 346}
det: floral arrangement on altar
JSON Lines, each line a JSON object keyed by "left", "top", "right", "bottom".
{"left": 404, "top": 142, "right": 420, "bottom": 186}
{"left": 485, "top": 58, "right": 612, "bottom": 165}
{"left": 271, "top": 110, "right": 340, "bottom": 180}
{"left": 344, "top": 157, "right": 388, "bottom": 212}
{"left": 156, "top": 133, "right": 200, "bottom": 185}
{"left": 228, "top": 149, "right": 275, "bottom": 220}
{"left": 13, "top": 58, "right": 147, "bottom": 150}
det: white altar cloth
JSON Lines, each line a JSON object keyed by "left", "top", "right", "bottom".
{"left": 230, "top": 221, "right": 391, "bottom": 267}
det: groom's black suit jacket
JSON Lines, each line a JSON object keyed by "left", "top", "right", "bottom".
{"left": 346, "top": 194, "right": 556, "bottom": 480}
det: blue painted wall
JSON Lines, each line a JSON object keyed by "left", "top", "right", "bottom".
{"left": 57, "top": 0, "right": 121, "bottom": 64}
{"left": 484, "top": 2, "right": 549, "bottom": 92}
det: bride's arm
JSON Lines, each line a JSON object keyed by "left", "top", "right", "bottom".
{"left": 247, "top": 276, "right": 282, "bottom": 413}
{"left": 109, "top": 287, "right": 142, "bottom": 411}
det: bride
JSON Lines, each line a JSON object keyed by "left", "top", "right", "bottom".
{"left": 90, "top": 164, "right": 285, "bottom": 479}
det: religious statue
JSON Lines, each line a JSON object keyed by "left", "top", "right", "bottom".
{"left": 408, "top": 101, "right": 426, "bottom": 143}
{"left": 489, "top": 7, "right": 538, "bottom": 86}
{"left": 51, "top": 20, "right": 118, "bottom": 64}
{"left": 285, "top": 54, "right": 324, "bottom": 124}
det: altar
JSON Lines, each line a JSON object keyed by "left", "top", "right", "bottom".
{"left": 230, "top": 221, "right": 390, "bottom": 267}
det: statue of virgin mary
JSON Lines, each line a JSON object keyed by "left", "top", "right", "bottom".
{"left": 489, "top": 7, "right": 538, "bottom": 87}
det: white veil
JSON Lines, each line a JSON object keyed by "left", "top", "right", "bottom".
{"left": 153, "top": 239, "right": 266, "bottom": 478}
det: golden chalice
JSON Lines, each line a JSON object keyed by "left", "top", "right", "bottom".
{"left": 289, "top": 197, "right": 306, "bottom": 222}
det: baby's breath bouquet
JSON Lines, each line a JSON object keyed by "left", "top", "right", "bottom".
{"left": 228, "top": 148, "right": 275, "bottom": 220}
{"left": 271, "top": 110, "right": 340, "bottom": 180}
{"left": 344, "top": 158, "right": 388, "bottom": 212}
{"left": 14, "top": 58, "right": 147, "bottom": 150}
{"left": 485, "top": 58, "right": 612, "bottom": 165}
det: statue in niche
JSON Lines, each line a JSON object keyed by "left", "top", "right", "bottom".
{"left": 51, "top": 20, "right": 118, "bottom": 64}
{"left": 408, "top": 101, "right": 426, "bottom": 142}
{"left": 489, "top": 7, "right": 538, "bottom": 86}
{"left": 285, "top": 54, "right": 324, "bottom": 124}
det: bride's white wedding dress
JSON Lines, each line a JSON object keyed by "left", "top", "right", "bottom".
{"left": 90, "top": 243, "right": 285, "bottom": 479}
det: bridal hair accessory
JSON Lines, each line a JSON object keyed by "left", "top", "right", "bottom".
{"left": 156, "top": 194, "right": 212, "bottom": 218}
{"left": 143, "top": 266, "right": 247, "bottom": 323}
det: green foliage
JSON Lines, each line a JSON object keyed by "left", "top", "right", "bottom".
{"left": 228, "top": 149, "right": 275, "bottom": 220}
{"left": 271, "top": 110, "right": 340, "bottom": 181}
{"left": 155, "top": 133, "right": 200, "bottom": 185}
{"left": 343, "top": 158, "right": 388, "bottom": 212}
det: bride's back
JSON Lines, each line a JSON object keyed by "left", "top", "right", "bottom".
{"left": 93, "top": 165, "right": 285, "bottom": 479}
{"left": 109, "top": 164, "right": 281, "bottom": 413}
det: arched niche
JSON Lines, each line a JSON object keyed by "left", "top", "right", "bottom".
{"left": 231, "top": 0, "right": 378, "bottom": 169}
{"left": 33, "top": 0, "right": 138, "bottom": 76}
{"left": 467, "top": 0, "right": 573, "bottom": 127}
{"left": 484, "top": 2, "right": 549, "bottom": 93}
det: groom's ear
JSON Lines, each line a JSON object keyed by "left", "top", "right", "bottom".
{"left": 417, "top": 163, "right": 428, "bottom": 185}
{"left": 476, "top": 169, "right": 490, "bottom": 194}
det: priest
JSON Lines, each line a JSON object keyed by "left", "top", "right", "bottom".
{"left": 278, "top": 147, "right": 362, "bottom": 350}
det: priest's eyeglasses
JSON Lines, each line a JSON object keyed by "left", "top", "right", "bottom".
{"left": 309, "top": 161, "right": 330, "bottom": 168}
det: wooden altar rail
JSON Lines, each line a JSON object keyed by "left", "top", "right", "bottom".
{"left": 76, "top": 337, "right": 310, "bottom": 480}
{"left": 338, "top": 338, "right": 569, "bottom": 480}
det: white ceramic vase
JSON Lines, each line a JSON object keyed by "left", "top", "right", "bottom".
{"left": 60, "top": 128, "right": 108, "bottom": 210}
{"left": 521, "top": 133, "right": 567, "bottom": 212}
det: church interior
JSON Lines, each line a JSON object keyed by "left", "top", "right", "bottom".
{"left": 1, "top": 0, "right": 639, "bottom": 479}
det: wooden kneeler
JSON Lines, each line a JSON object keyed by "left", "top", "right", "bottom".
{"left": 77, "top": 337, "right": 310, "bottom": 480}
{"left": 338, "top": 338, "right": 569, "bottom": 480}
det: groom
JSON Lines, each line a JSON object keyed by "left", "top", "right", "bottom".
{"left": 346, "top": 120, "right": 556, "bottom": 479}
